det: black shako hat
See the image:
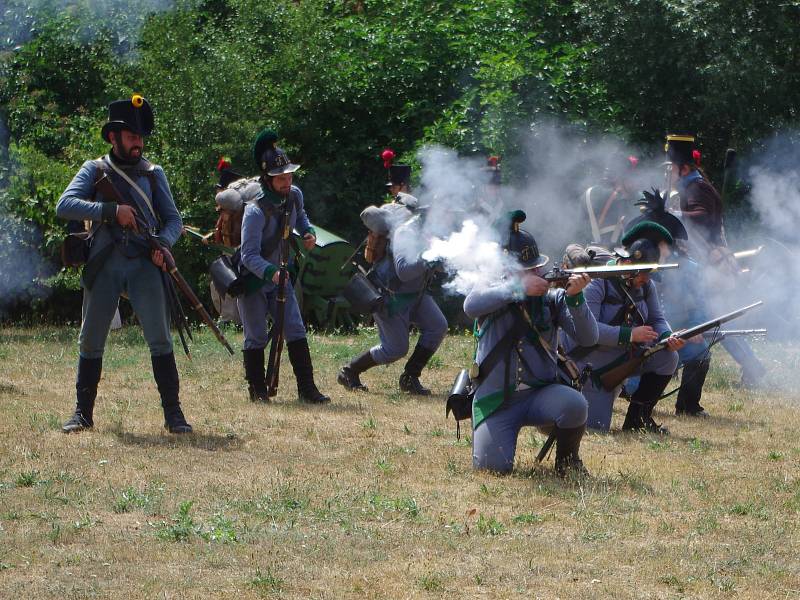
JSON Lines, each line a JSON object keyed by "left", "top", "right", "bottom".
{"left": 253, "top": 129, "right": 300, "bottom": 176}
{"left": 101, "top": 94, "right": 154, "bottom": 142}
{"left": 665, "top": 133, "right": 696, "bottom": 166}
{"left": 628, "top": 188, "right": 688, "bottom": 242}
{"left": 505, "top": 210, "right": 549, "bottom": 270}
{"left": 386, "top": 164, "right": 412, "bottom": 188}
{"left": 217, "top": 168, "right": 244, "bottom": 189}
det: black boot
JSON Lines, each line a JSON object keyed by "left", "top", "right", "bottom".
{"left": 676, "top": 358, "right": 710, "bottom": 417}
{"left": 287, "top": 339, "right": 330, "bottom": 404}
{"left": 554, "top": 425, "right": 589, "bottom": 478}
{"left": 399, "top": 343, "right": 436, "bottom": 395}
{"left": 152, "top": 352, "right": 192, "bottom": 434}
{"left": 337, "top": 350, "right": 377, "bottom": 391}
{"left": 243, "top": 348, "right": 270, "bottom": 403}
{"left": 623, "top": 373, "right": 672, "bottom": 434}
{"left": 62, "top": 356, "right": 102, "bottom": 433}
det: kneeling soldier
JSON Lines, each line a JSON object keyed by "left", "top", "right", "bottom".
{"left": 56, "top": 95, "right": 191, "bottom": 434}
{"left": 238, "top": 130, "right": 328, "bottom": 404}
{"left": 464, "top": 211, "right": 597, "bottom": 475}
{"left": 570, "top": 234, "right": 685, "bottom": 433}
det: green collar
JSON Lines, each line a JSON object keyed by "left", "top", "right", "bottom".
{"left": 260, "top": 184, "right": 285, "bottom": 206}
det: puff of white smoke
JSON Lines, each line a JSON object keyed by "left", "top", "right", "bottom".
{"left": 422, "top": 219, "right": 517, "bottom": 296}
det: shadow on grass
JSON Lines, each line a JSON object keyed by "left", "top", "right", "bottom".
{"left": 111, "top": 429, "right": 245, "bottom": 451}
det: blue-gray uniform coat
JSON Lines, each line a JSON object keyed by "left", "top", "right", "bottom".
{"left": 237, "top": 184, "right": 314, "bottom": 350}
{"left": 464, "top": 282, "right": 598, "bottom": 473}
{"left": 56, "top": 155, "right": 182, "bottom": 358}
{"left": 568, "top": 277, "right": 679, "bottom": 431}
{"left": 368, "top": 215, "right": 447, "bottom": 364}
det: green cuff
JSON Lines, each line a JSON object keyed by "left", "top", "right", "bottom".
{"left": 304, "top": 226, "right": 316, "bottom": 237}
{"left": 618, "top": 326, "right": 632, "bottom": 345}
{"left": 101, "top": 202, "right": 117, "bottom": 224}
{"left": 566, "top": 291, "right": 585, "bottom": 307}
{"left": 262, "top": 265, "right": 279, "bottom": 281}
{"left": 658, "top": 331, "right": 672, "bottom": 342}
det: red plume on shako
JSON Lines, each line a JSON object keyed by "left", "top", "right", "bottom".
{"left": 217, "top": 156, "right": 232, "bottom": 172}
{"left": 381, "top": 148, "right": 395, "bottom": 169}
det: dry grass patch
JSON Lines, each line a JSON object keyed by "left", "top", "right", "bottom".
{"left": 0, "top": 325, "right": 798, "bottom": 598}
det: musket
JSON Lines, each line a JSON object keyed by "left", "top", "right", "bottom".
{"left": 265, "top": 198, "right": 293, "bottom": 397}
{"left": 543, "top": 263, "right": 679, "bottom": 284}
{"left": 184, "top": 225, "right": 235, "bottom": 256}
{"left": 340, "top": 235, "right": 367, "bottom": 272}
{"left": 599, "top": 301, "right": 763, "bottom": 391}
{"left": 704, "top": 328, "right": 767, "bottom": 339}
{"left": 95, "top": 174, "right": 235, "bottom": 356}
{"left": 720, "top": 148, "right": 737, "bottom": 205}
{"left": 536, "top": 431, "right": 557, "bottom": 464}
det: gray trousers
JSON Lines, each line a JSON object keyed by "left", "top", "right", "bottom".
{"left": 79, "top": 249, "right": 172, "bottom": 359}
{"left": 238, "top": 281, "right": 307, "bottom": 350}
{"left": 370, "top": 294, "right": 447, "bottom": 364}
{"left": 583, "top": 348, "right": 679, "bottom": 432}
{"left": 472, "top": 384, "right": 588, "bottom": 473}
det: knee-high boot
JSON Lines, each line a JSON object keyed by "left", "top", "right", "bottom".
{"left": 554, "top": 425, "right": 589, "bottom": 477}
{"left": 287, "top": 338, "right": 330, "bottom": 404}
{"left": 675, "top": 357, "right": 710, "bottom": 416}
{"left": 337, "top": 350, "right": 377, "bottom": 391}
{"left": 62, "top": 356, "right": 102, "bottom": 433}
{"left": 152, "top": 352, "right": 192, "bottom": 434}
{"left": 399, "top": 343, "right": 436, "bottom": 395}
{"left": 243, "top": 348, "right": 269, "bottom": 403}
{"left": 623, "top": 372, "right": 672, "bottom": 434}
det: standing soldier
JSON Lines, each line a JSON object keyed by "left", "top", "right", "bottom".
{"left": 337, "top": 167, "right": 447, "bottom": 395}
{"left": 666, "top": 133, "right": 766, "bottom": 387}
{"left": 464, "top": 211, "right": 597, "bottom": 475}
{"left": 238, "top": 130, "right": 329, "bottom": 404}
{"left": 56, "top": 95, "right": 191, "bottom": 434}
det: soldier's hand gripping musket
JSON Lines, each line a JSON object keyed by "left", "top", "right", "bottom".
{"left": 265, "top": 199, "right": 292, "bottom": 397}
{"left": 599, "top": 301, "right": 763, "bottom": 391}
{"left": 95, "top": 174, "right": 235, "bottom": 356}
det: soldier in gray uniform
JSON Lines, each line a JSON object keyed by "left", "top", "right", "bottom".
{"left": 570, "top": 237, "right": 686, "bottom": 433}
{"left": 56, "top": 95, "right": 191, "bottom": 434}
{"left": 238, "top": 130, "right": 329, "bottom": 404}
{"left": 464, "top": 211, "right": 597, "bottom": 475}
{"left": 337, "top": 190, "right": 448, "bottom": 395}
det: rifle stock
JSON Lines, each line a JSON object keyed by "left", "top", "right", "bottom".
{"left": 599, "top": 353, "right": 648, "bottom": 391}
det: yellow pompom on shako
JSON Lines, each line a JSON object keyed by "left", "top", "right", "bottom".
{"left": 101, "top": 94, "right": 154, "bottom": 142}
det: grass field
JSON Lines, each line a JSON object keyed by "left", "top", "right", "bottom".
{"left": 0, "top": 324, "right": 798, "bottom": 599}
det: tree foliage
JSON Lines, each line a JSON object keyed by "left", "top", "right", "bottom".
{"left": 0, "top": 0, "right": 798, "bottom": 320}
